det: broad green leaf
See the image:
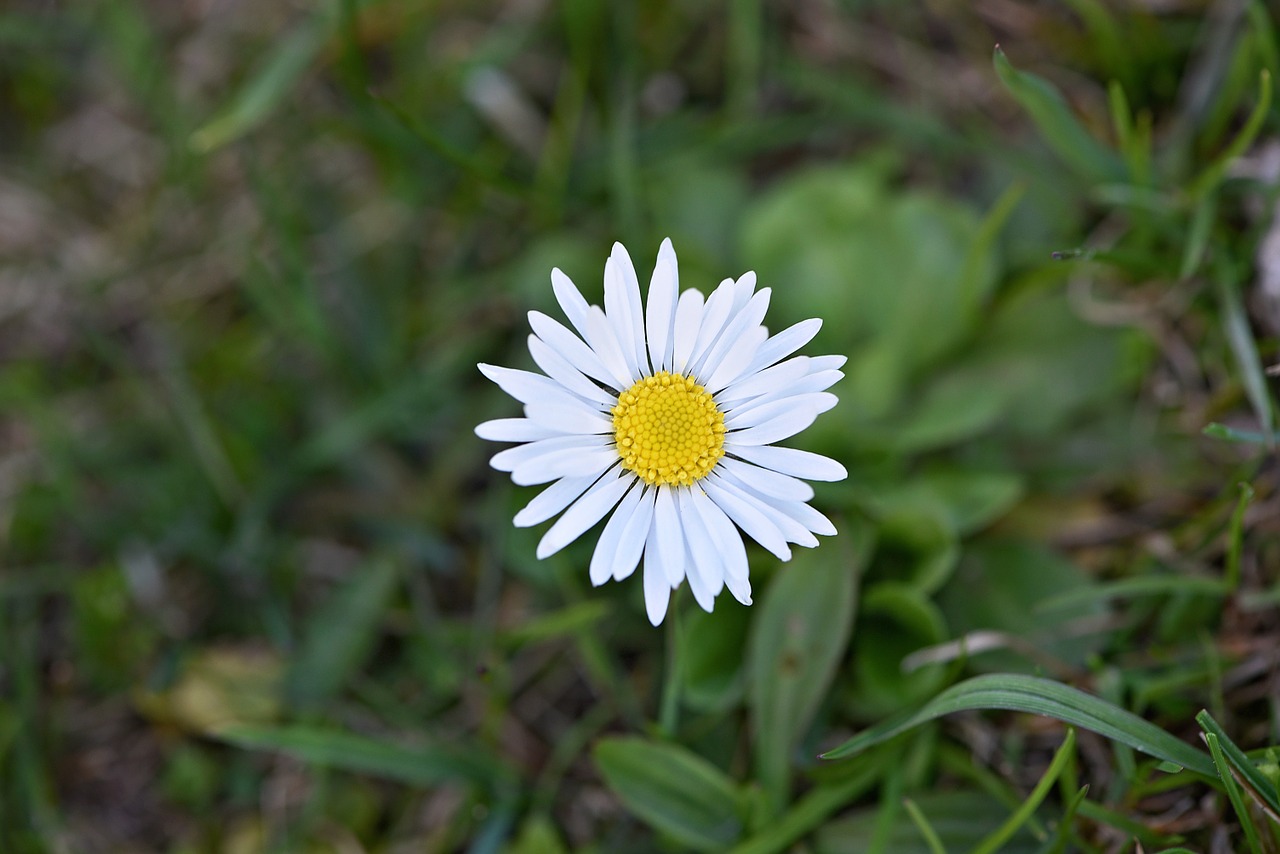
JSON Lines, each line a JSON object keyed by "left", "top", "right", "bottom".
{"left": 822, "top": 673, "right": 1217, "bottom": 778}
{"left": 748, "top": 522, "right": 871, "bottom": 808}
{"left": 846, "top": 583, "right": 948, "bottom": 719}
{"left": 594, "top": 736, "right": 744, "bottom": 851}
{"left": 285, "top": 559, "right": 399, "bottom": 710}
{"left": 219, "top": 724, "right": 505, "bottom": 789}
{"left": 993, "top": 47, "right": 1125, "bottom": 184}
{"left": 680, "top": 601, "right": 751, "bottom": 713}
{"left": 938, "top": 541, "right": 1107, "bottom": 674}
{"left": 504, "top": 815, "right": 569, "bottom": 854}
{"left": 190, "top": 19, "right": 329, "bottom": 152}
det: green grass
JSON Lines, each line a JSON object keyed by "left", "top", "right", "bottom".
{"left": 1, "top": 1, "right": 1278, "bottom": 851}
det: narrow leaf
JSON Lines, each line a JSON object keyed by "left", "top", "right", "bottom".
{"left": 993, "top": 47, "right": 1125, "bottom": 184}
{"left": 822, "top": 674, "right": 1216, "bottom": 778}
{"left": 1196, "top": 711, "right": 1280, "bottom": 818}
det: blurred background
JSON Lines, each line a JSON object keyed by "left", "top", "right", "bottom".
{"left": 2, "top": 0, "right": 1279, "bottom": 851}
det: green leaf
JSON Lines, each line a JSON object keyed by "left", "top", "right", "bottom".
{"left": 594, "top": 737, "right": 744, "bottom": 851}
{"left": 189, "top": 19, "right": 329, "bottom": 152}
{"left": 847, "top": 583, "right": 949, "bottom": 719}
{"left": 285, "top": 559, "right": 399, "bottom": 710}
{"left": 748, "top": 522, "right": 871, "bottom": 808}
{"left": 729, "top": 759, "right": 884, "bottom": 854}
{"left": 822, "top": 673, "right": 1216, "bottom": 778}
{"left": 1189, "top": 70, "right": 1272, "bottom": 200}
{"left": 938, "top": 541, "right": 1107, "bottom": 674}
{"left": 680, "top": 602, "right": 751, "bottom": 713}
{"left": 1205, "top": 733, "right": 1265, "bottom": 854}
{"left": 1196, "top": 711, "right": 1280, "bottom": 819}
{"left": 219, "top": 724, "right": 504, "bottom": 789}
{"left": 993, "top": 47, "right": 1125, "bottom": 184}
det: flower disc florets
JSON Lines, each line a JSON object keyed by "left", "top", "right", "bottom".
{"left": 612, "top": 371, "right": 725, "bottom": 486}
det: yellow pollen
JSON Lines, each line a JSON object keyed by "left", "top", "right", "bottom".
{"left": 612, "top": 371, "right": 725, "bottom": 486}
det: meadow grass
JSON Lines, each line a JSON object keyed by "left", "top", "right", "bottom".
{"left": 1, "top": 1, "right": 1278, "bottom": 851}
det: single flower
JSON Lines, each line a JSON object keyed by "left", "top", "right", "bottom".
{"left": 476, "top": 239, "right": 847, "bottom": 625}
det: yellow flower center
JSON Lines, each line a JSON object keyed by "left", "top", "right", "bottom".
{"left": 612, "top": 371, "right": 726, "bottom": 486}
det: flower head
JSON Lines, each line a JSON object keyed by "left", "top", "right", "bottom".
{"left": 476, "top": 239, "right": 847, "bottom": 625}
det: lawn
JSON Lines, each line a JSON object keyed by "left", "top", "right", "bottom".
{"left": 1, "top": 1, "right": 1278, "bottom": 852}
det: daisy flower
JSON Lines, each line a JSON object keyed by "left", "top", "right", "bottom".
{"left": 476, "top": 239, "right": 847, "bottom": 625}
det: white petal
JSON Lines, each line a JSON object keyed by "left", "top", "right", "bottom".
{"left": 725, "top": 392, "right": 837, "bottom": 429}
{"left": 653, "top": 486, "right": 687, "bottom": 588}
{"left": 642, "top": 542, "right": 671, "bottom": 626}
{"left": 614, "top": 486, "right": 656, "bottom": 581}
{"left": 677, "top": 489, "right": 725, "bottom": 608}
{"left": 687, "top": 486, "right": 748, "bottom": 582}
{"left": 716, "top": 468, "right": 820, "bottom": 547}
{"left": 585, "top": 306, "right": 635, "bottom": 389}
{"left": 589, "top": 479, "right": 644, "bottom": 585}
{"left": 528, "top": 335, "right": 616, "bottom": 408}
{"left": 718, "top": 457, "right": 814, "bottom": 503}
{"left": 717, "top": 357, "right": 811, "bottom": 406}
{"left": 726, "top": 403, "right": 825, "bottom": 447}
{"left": 616, "top": 242, "right": 650, "bottom": 374}
{"left": 512, "top": 445, "right": 616, "bottom": 486}
{"left": 604, "top": 250, "right": 645, "bottom": 380}
{"left": 724, "top": 572, "right": 752, "bottom": 606}
{"left": 551, "top": 268, "right": 594, "bottom": 338}
{"left": 704, "top": 324, "right": 768, "bottom": 393}
{"left": 808, "top": 354, "right": 847, "bottom": 372}
{"left": 528, "top": 311, "right": 619, "bottom": 389}
{"left": 491, "top": 433, "right": 607, "bottom": 472}
{"left": 536, "top": 467, "right": 631, "bottom": 558}
{"left": 478, "top": 363, "right": 597, "bottom": 411}
{"left": 746, "top": 318, "right": 822, "bottom": 374}
{"left": 514, "top": 473, "right": 600, "bottom": 527}
{"left": 670, "top": 288, "right": 704, "bottom": 375}
{"left": 646, "top": 240, "right": 678, "bottom": 372}
{"left": 692, "top": 287, "right": 771, "bottom": 381}
{"left": 703, "top": 476, "right": 792, "bottom": 561}
{"left": 686, "top": 278, "right": 737, "bottom": 374}
{"left": 524, "top": 402, "right": 612, "bottom": 435}
{"left": 475, "top": 418, "right": 559, "bottom": 443}
{"left": 734, "top": 479, "right": 836, "bottom": 539}
{"left": 728, "top": 444, "right": 848, "bottom": 481}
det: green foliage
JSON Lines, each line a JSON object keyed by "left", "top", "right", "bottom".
{"left": 2, "top": 1, "right": 1278, "bottom": 851}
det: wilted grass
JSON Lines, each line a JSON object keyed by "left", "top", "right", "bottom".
{"left": 1, "top": 1, "right": 1278, "bottom": 852}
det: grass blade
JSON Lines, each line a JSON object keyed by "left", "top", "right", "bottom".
{"left": 1206, "top": 733, "right": 1265, "bottom": 854}
{"left": 821, "top": 674, "right": 1216, "bottom": 778}
{"left": 973, "top": 728, "right": 1076, "bottom": 854}
{"left": 1217, "top": 263, "right": 1276, "bottom": 446}
{"left": 1196, "top": 711, "right": 1280, "bottom": 818}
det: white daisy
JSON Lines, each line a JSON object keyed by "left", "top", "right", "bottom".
{"left": 476, "top": 239, "right": 848, "bottom": 625}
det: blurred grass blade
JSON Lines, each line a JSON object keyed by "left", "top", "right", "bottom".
{"left": 1196, "top": 711, "right": 1280, "bottom": 818}
{"left": 1249, "top": 2, "right": 1280, "bottom": 82}
{"left": 959, "top": 182, "right": 1025, "bottom": 311}
{"left": 749, "top": 522, "right": 871, "bottom": 809}
{"left": 1189, "top": 70, "right": 1272, "bottom": 200}
{"left": 285, "top": 559, "right": 399, "bottom": 710}
{"left": 1216, "top": 265, "right": 1276, "bottom": 446}
{"left": 1206, "top": 733, "right": 1265, "bottom": 854}
{"left": 1225, "top": 482, "right": 1254, "bottom": 590}
{"left": 1202, "top": 422, "right": 1280, "bottom": 444}
{"left": 190, "top": 19, "right": 328, "bottom": 152}
{"left": 1042, "top": 784, "right": 1090, "bottom": 854}
{"left": 972, "top": 728, "right": 1075, "bottom": 854}
{"left": 219, "top": 724, "right": 506, "bottom": 788}
{"left": 1179, "top": 193, "right": 1217, "bottom": 281}
{"left": 901, "top": 798, "right": 946, "bottom": 854}
{"left": 1034, "top": 574, "right": 1228, "bottom": 612}
{"left": 821, "top": 673, "right": 1216, "bottom": 777}
{"left": 993, "top": 46, "right": 1124, "bottom": 184}
{"left": 594, "top": 737, "right": 745, "bottom": 852}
